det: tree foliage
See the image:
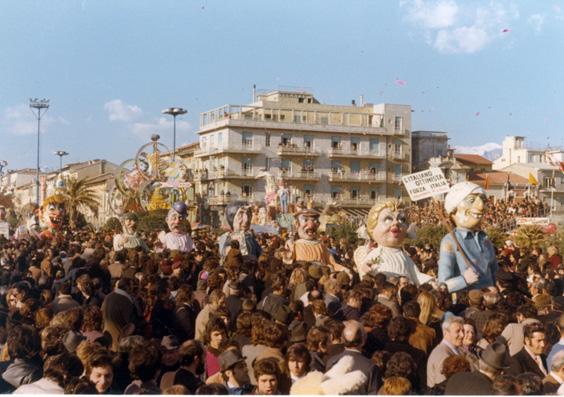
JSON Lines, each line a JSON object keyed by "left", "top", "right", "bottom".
{"left": 485, "top": 226, "right": 509, "bottom": 251}
{"left": 513, "top": 225, "right": 546, "bottom": 251}
{"left": 137, "top": 209, "right": 168, "bottom": 234}
{"left": 407, "top": 224, "right": 448, "bottom": 250}
{"left": 59, "top": 177, "right": 100, "bottom": 230}
{"left": 327, "top": 221, "right": 358, "bottom": 245}
{"left": 103, "top": 217, "right": 123, "bottom": 233}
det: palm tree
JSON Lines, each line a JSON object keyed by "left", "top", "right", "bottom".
{"left": 60, "top": 177, "right": 100, "bottom": 230}
{"left": 514, "top": 225, "right": 545, "bottom": 251}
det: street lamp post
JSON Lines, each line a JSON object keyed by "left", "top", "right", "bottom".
{"left": 161, "top": 107, "right": 187, "bottom": 161}
{"left": 54, "top": 150, "right": 69, "bottom": 174}
{"left": 30, "top": 98, "right": 50, "bottom": 205}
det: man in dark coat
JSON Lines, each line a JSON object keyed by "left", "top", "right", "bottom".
{"left": 325, "top": 320, "right": 380, "bottom": 394}
{"left": 445, "top": 342, "right": 509, "bottom": 395}
{"left": 508, "top": 322, "right": 548, "bottom": 379}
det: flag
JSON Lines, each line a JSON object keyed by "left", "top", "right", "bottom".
{"left": 484, "top": 174, "right": 489, "bottom": 190}
{"left": 528, "top": 172, "right": 538, "bottom": 186}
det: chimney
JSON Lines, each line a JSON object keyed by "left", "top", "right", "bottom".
{"left": 359, "top": 95, "right": 364, "bottom": 106}
{"left": 351, "top": 99, "right": 356, "bottom": 106}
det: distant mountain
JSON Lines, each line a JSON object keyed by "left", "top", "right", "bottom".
{"left": 454, "top": 143, "right": 502, "bottom": 161}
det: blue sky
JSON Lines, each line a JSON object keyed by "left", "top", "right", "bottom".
{"left": 1, "top": 0, "right": 563, "bottom": 170}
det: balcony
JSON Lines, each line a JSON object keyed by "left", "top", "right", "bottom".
{"left": 337, "top": 197, "right": 380, "bottom": 208}
{"left": 207, "top": 169, "right": 255, "bottom": 180}
{"left": 194, "top": 143, "right": 262, "bottom": 158}
{"left": 280, "top": 170, "right": 319, "bottom": 181}
{"left": 277, "top": 144, "right": 319, "bottom": 157}
{"left": 208, "top": 196, "right": 231, "bottom": 206}
{"left": 199, "top": 104, "right": 387, "bottom": 135}
{"left": 391, "top": 152, "right": 410, "bottom": 162}
{"left": 329, "top": 170, "right": 386, "bottom": 183}
{"left": 328, "top": 147, "right": 386, "bottom": 159}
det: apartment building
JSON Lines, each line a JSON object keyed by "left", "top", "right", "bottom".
{"left": 193, "top": 90, "right": 412, "bottom": 216}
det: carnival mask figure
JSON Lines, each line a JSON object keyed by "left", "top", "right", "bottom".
{"left": 219, "top": 202, "right": 261, "bottom": 259}
{"left": 438, "top": 182, "right": 497, "bottom": 292}
{"left": 113, "top": 212, "right": 147, "bottom": 252}
{"left": 354, "top": 198, "right": 432, "bottom": 285}
{"left": 283, "top": 206, "right": 350, "bottom": 275}
{"left": 159, "top": 201, "right": 194, "bottom": 253}
{"left": 297, "top": 212, "right": 320, "bottom": 241}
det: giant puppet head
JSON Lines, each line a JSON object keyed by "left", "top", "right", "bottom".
{"left": 295, "top": 206, "right": 321, "bottom": 241}
{"left": 366, "top": 198, "right": 408, "bottom": 249}
{"left": 41, "top": 194, "right": 66, "bottom": 231}
{"left": 444, "top": 182, "right": 487, "bottom": 231}
{"left": 122, "top": 212, "right": 139, "bottom": 235}
{"left": 225, "top": 202, "right": 252, "bottom": 232}
{"left": 166, "top": 201, "right": 189, "bottom": 234}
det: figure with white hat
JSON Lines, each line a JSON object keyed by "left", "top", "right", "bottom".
{"left": 438, "top": 181, "right": 498, "bottom": 292}
{"left": 113, "top": 212, "right": 148, "bottom": 252}
{"left": 158, "top": 201, "right": 194, "bottom": 252}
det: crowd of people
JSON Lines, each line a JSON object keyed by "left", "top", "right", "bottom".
{"left": 408, "top": 196, "right": 549, "bottom": 230}
{"left": 0, "top": 195, "right": 562, "bottom": 395}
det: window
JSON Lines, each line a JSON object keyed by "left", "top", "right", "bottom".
{"left": 302, "top": 159, "right": 314, "bottom": 172}
{"left": 242, "top": 185, "right": 252, "bottom": 198}
{"left": 265, "top": 157, "right": 271, "bottom": 171}
{"left": 281, "top": 135, "right": 292, "bottom": 146}
{"left": 242, "top": 132, "right": 253, "bottom": 147}
{"left": 351, "top": 189, "right": 359, "bottom": 199}
{"left": 304, "top": 184, "right": 314, "bottom": 198}
{"left": 331, "top": 137, "right": 341, "bottom": 149}
{"left": 394, "top": 164, "right": 402, "bottom": 177}
{"left": 369, "top": 138, "right": 379, "bottom": 153}
{"left": 331, "top": 187, "right": 341, "bottom": 200}
{"left": 280, "top": 159, "right": 290, "bottom": 173}
{"left": 307, "top": 98, "right": 312, "bottom": 103}
{"left": 319, "top": 115, "right": 329, "bottom": 125}
{"left": 304, "top": 136, "right": 313, "bottom": 150}
{"left": 331, "top": 160, "right": 342, "bottom": 173}
{"left": 351, "top": 138, "right": 360, "bottom": 152}
{"left": 298, "top": 97, "right": 304, "bottom": 103}
{"left": 243, "top": 158, "right": 252, "bottom": 175}
{"left": 350, "top": 160, "right": 360, "bottom": 174}
{"left": 370, "top": 190, "right": 377, "bottom": 200}
{"left": 394, "top": 142, "right": 402, "bottom": 156}
{"left": 217, "top": 132, "right": 223, "bottom": 149}
{"left": 394, "top": 116, "right": 402, "bottom": 131}
{"left": 265, "top": 132, "right": 271, "bottom": 147}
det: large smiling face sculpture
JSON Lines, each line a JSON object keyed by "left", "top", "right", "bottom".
{"left": 41, "top": 194, "right": 66, "bottom": 232}
{"left": 444, "top": 182, "right": 487, "bottom": 231}
{"left": 366, "top": 198, "right": 408, "bottom": 248}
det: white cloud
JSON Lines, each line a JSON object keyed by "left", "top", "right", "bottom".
{"left": 527, "top": 14, "right": 544, "bottom": 33}
{"left": 129, "top": 117, "right": 191, "bottom": 142}
{"left": 401, "top": 0, "right": 521, "bottom": 54}
{"left": 404, "top": 0, "right": 459, "bottom": 29}
{"left": 104, "top": 99, "right": 142, "bottom": 122}
{"left": 1, "top": 104, "right": 69, "bottom": 136}
{"left": 454, "top": 142, "right": 502, "bottom": 160}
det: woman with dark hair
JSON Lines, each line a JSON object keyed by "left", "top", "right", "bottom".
{"left": 306, "top": 325, "right": 331, "bottom": 372}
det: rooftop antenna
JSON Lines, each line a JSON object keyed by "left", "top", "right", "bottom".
{"left": 252, "top": 84, "right": 256, "bottom": 102}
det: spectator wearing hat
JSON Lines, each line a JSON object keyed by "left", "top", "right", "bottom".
{"left": 508, "top": 322, "right": 548, "bottom": 379}
{"left": 218, "top": 349, "right": 253, "bottom": 394}
{"left": 159, "top": 335, "right": 180, "bottom": 380}
{"left": 445, "top": 342, "right": 509, "bottom": 395}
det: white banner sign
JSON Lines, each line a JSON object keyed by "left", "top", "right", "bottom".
{"left": 515, "top": 217, "right": 550, "bottom": 226}
{"left": 402, "top": 168, "right": 450, "bottom": 201}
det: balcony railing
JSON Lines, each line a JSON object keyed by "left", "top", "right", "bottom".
{"left": 277, "top": 144, "right": 319, "bottom": 156}
{"left": 329, "top": 171, "right": 386, "bottom": 182}
{"left": 338, "top": 197, "right": 381, "bottom": 206}
{"left": 329, "top": 148, "right": 386, "bottom": 158}
{"left": 280, "top": 170, "right": 319, "bottom": 180}
{"left": 200, "top": 104, "right": 386, "bottom": 130}
{"left": 194, "top": 143, "right": 262, "bottom": 157}
{"left": 391, "top": 152, "right": 410, "bottom": 161}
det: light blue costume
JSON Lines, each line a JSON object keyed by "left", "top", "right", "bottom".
{"left": 438, "top": 227, "right": 498, "bottom": 292}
